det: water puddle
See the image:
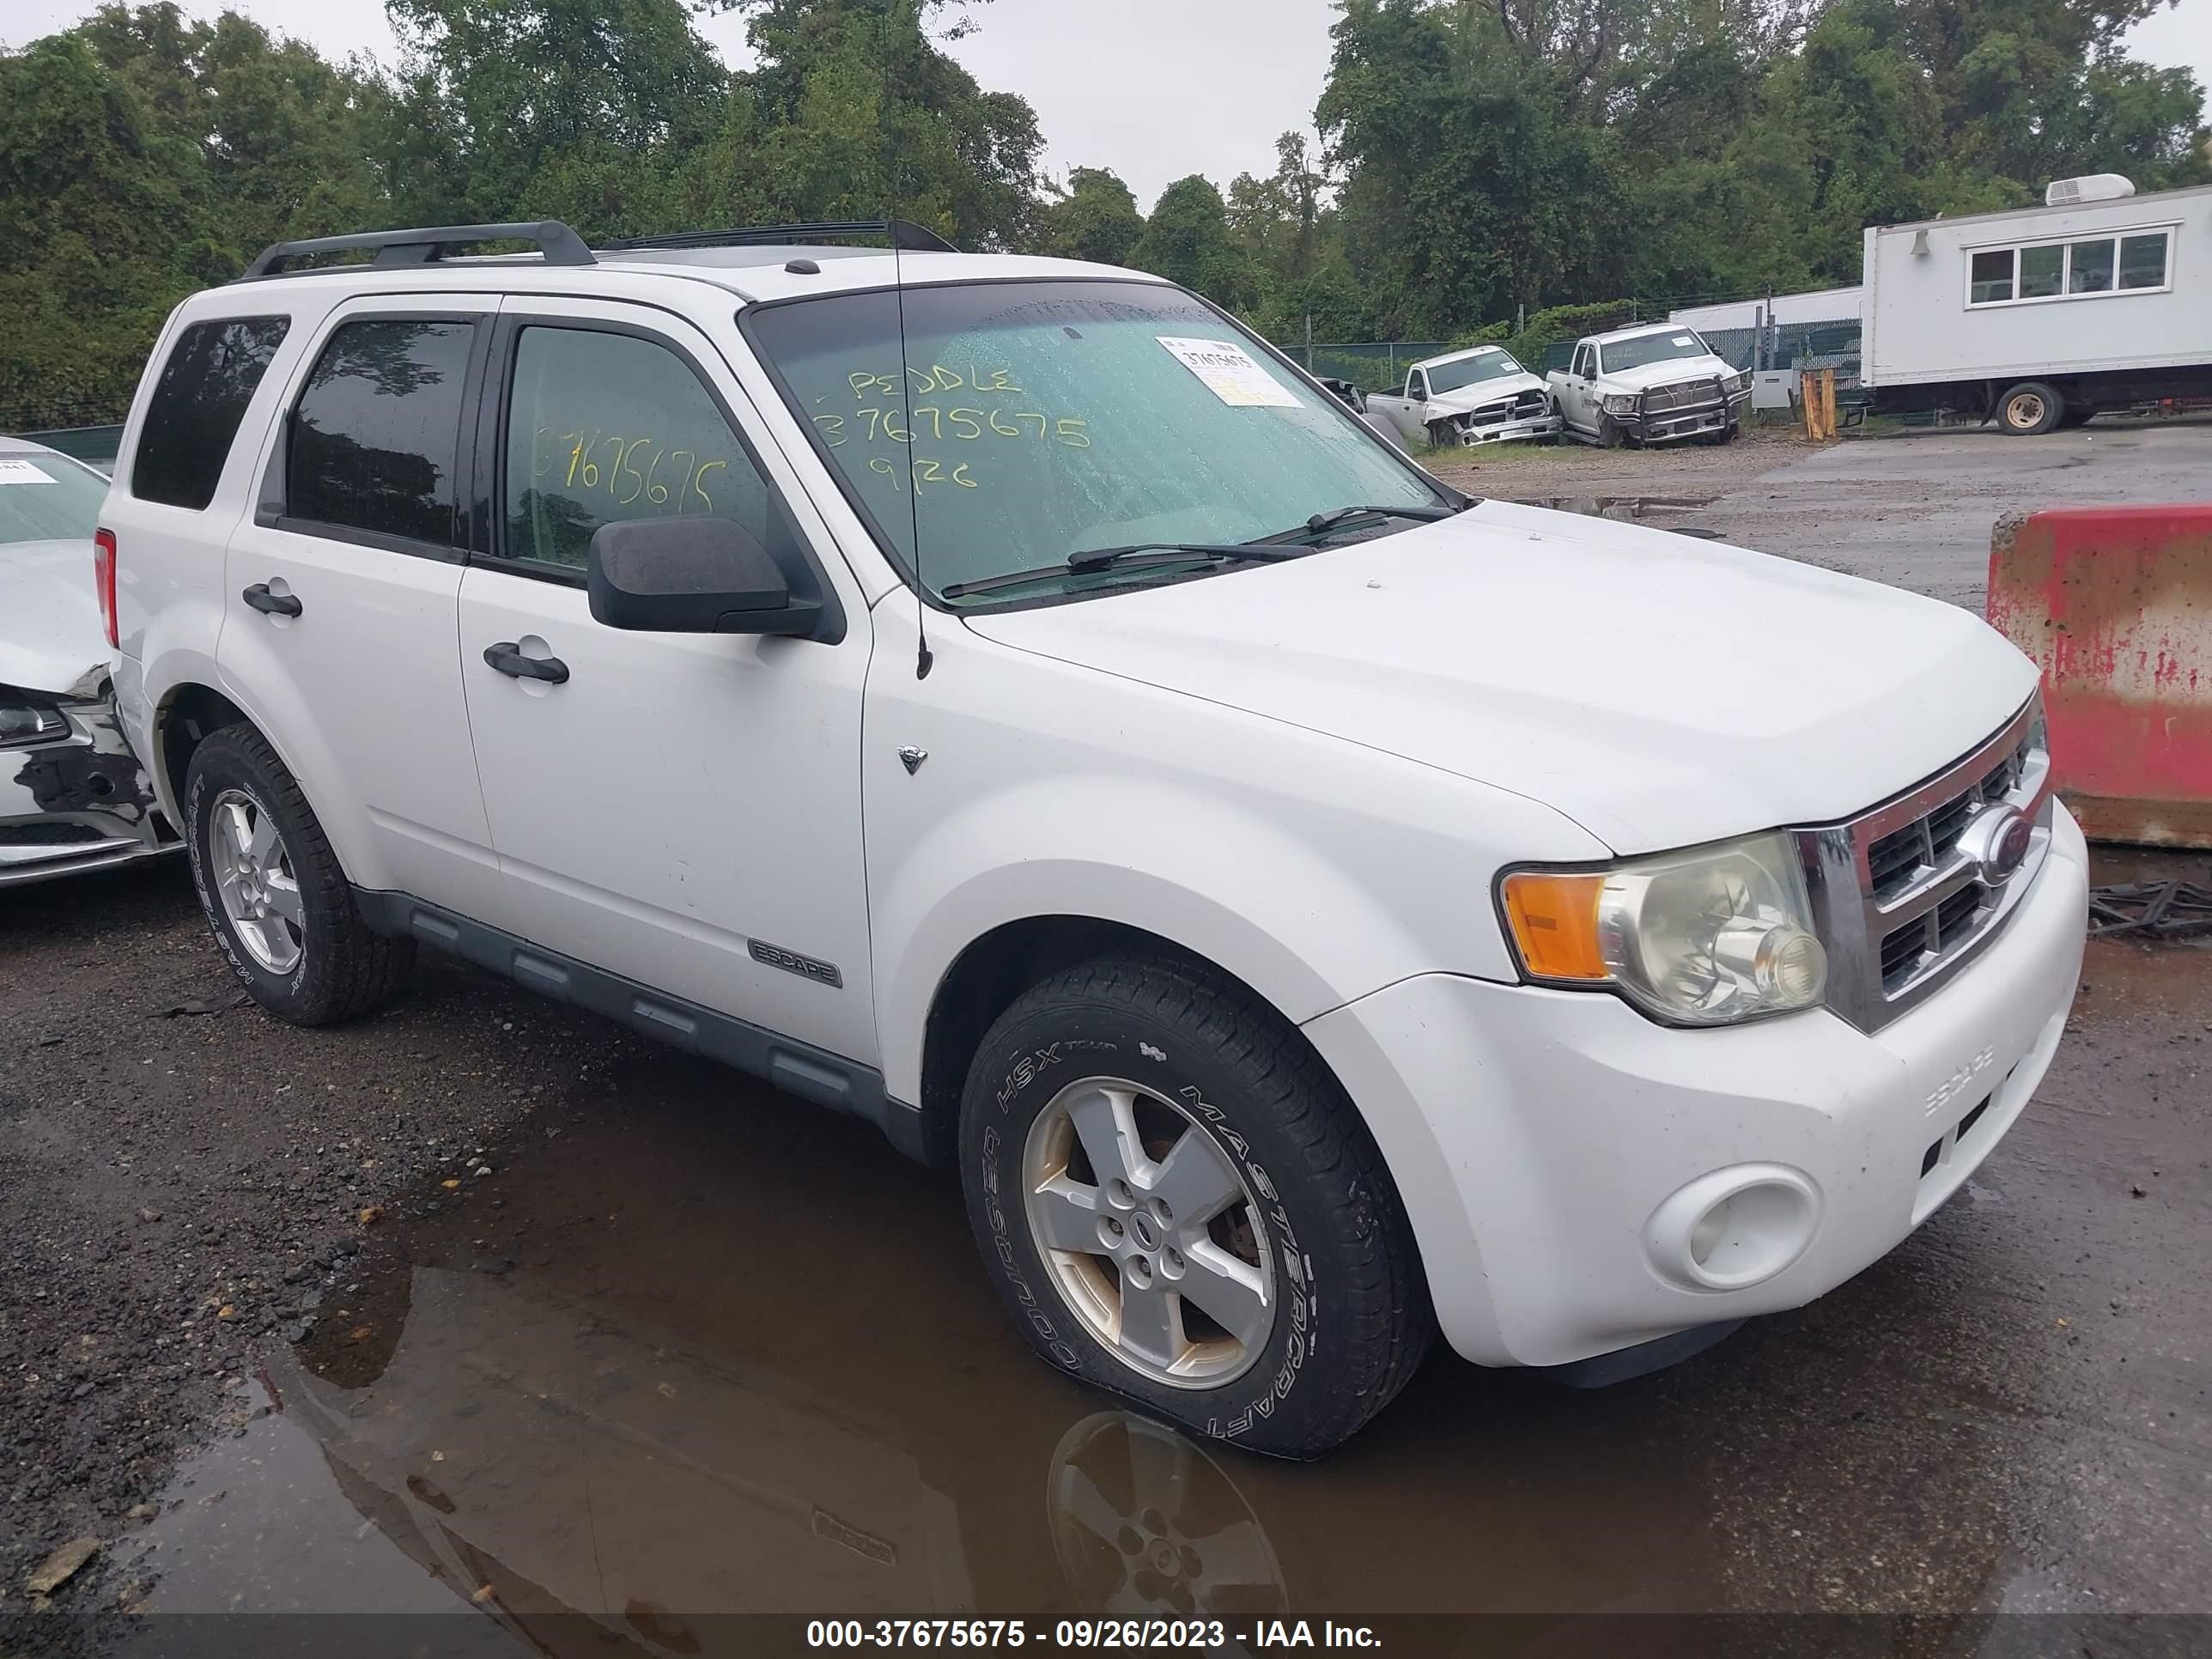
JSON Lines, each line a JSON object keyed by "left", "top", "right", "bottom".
{"left": 105, "top": 1053, "right": 1729, "bottom": 1640}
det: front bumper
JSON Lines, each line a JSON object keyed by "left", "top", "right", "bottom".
{"left": 1454, "top": 413, "right": 1562, "bottom": 447}
{"left": 1620, "top": 388, "right": 1750, "bottom": 444}
{"left": 1303, "top": 802, "right": 2088, "bottom": 1370}
{"left": 2, "top": 696, "right": 175, "bottom": 887}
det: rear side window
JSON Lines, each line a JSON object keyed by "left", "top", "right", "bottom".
{"left": 287, "top": 319, "right": 474, "bottom": 548}
{"left": 131, "top": 316, "right": 290, "bottom": 510}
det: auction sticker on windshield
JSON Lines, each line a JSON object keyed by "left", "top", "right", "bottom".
{"left": 1156, "top": 336, "right": 1302, "bottom": 408}
{"left": 0, "top": 460, "right": 58, "bottom": 484}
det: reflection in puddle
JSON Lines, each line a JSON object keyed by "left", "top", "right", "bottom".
{"left": 112, "top": 1059, "right": 1735, "bottom": 1637}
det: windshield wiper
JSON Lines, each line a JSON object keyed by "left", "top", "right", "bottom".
{"left": 940, "top": 543, "right": 1305, "bottom": 600}
{"left": 1264, "top": 501, "right": 1462, "bottom": 544}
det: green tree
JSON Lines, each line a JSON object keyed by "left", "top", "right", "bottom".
{"left": 1133, "top": 174, "right": 1259, "bottom": 310}
{"left": 1036, "top": 166, "right": 1145, "bottom": 264}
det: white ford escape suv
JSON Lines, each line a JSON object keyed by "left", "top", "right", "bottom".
{"left": 105, "top": 220, "right": 2087, "bottom": 1456}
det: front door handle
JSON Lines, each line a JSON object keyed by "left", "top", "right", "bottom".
{"left": 242, "top": 582, "right": 302, "bottom": 617}
{"left": 483, "top": 641, "right": 570, "bottom": 684}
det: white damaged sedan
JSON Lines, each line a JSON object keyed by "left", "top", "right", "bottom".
{"left": 1, "top": 436, "right": 173, "bottom": 886}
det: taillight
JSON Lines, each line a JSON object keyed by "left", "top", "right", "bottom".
{"left": 94, "top": 528, "right": 119, "bottom": 649}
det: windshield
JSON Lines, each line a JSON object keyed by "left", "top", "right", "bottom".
{"left": 1598, "top": 331, "right": 1713, "bottom": 375}
{"left": 1425, "top": 350, "right": 1525, "bottom": 395}
{"left": 0, "top": 451, "right": 106, "bottom": 548}
{"left": 745, "top": 280, "right": 1442, "bottom": 605}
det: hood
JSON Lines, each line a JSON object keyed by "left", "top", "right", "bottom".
{"left": 1599, "top": 356, "right": 1735, "bottom": 392}
{"left": 963, "top": 501, "right": 2035, "bottom": 855}
{"left": 1428, "top": 372, "right": 1547, "bottom": 416}
{"left": 0, "top": 538, "right": 110, "bottom": 697}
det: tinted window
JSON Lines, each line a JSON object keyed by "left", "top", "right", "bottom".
{"left": 288, "top": 319, "right": 473, "bottom": 546}
{"left": 131, "top": 316, "right": 289, "bottom": 510}
{"left": 501, "top": 327, "right": 781, "bottom": 571}
{"left": 2068, "top": 239, "right": 2116, "bottom": 294}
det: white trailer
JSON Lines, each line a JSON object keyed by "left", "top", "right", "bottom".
{"left": 1862, "top": 174, "right": 2211, "bottom": 434}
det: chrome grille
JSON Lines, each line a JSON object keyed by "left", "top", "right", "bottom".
{"left": 1796, "top": 701, "right": 2052, "bottom": 1034}
{"left": 1642, "top": 378, "right": 1723, "bottom": 415}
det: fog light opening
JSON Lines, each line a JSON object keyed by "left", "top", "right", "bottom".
{"left": 1689, "top": 1199, "right": 1731, "bottom": 1267}
{"left": 1645, "top": 1164, "right": 1822, "bottom": 1292}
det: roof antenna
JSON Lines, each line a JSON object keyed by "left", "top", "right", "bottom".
{"left": 878, "top": 8, "right": 928, "bottom": 678}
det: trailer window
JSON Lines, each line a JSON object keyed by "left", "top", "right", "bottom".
{"left": 2068, "top": 240, "right": 2116, "bottom": 294}
{"left": 2119, "top": 232, "right": 2169, "bottom": 289}
{"left": 1968, "top": 226, "right": 2174, "bottom": 307}
{"left": 2018, "top": 244, "right": 2063, "bottom": 300}
{"left": 1969, "top": 250, "right": 2014, "bottom": 305}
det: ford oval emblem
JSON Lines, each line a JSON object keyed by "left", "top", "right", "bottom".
{"left": 1965, "top": 807, "right": 2033, "bottom": 885}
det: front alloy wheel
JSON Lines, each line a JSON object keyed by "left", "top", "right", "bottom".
{"left": 961, "top": 953, "right": 1432, "bottom": 1458}
{"left": 1023, "top": 1076, "right": 1275, "bottom": 1388}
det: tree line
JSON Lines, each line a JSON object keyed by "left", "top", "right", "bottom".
{"left": 3, "top": 0, "right": 2203, "bottom": 424}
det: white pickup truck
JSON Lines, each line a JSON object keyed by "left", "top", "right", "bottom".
{"left": 1365, "top": 345, "right": 1561, "bottom": 448}
{"left": 106, "top": 220, "right": 2085, "bottom": 1457}
{"left": 1547, "top": 323, "right": 1751, "bottom": 446}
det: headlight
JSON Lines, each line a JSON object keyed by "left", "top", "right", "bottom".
{"left": 1500, "top": 831, "right": 1828, "bottom": 1026}
{"left": 1601, "top": 392, "right": 1639, "bottom": 416}
{"left": 1726, "top": 371, "right": 1752, "bottom": 394}
{"left": 0, "top": 694, "right": 70, "bottom": 748}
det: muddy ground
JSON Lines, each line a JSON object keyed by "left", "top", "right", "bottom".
{"left": 4, "top": 421, "right": 2211, "bottom": 1653}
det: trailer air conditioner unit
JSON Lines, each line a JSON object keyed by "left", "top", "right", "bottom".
{"left": 2045, "top": 174, "right": 2136, "bottom": 207}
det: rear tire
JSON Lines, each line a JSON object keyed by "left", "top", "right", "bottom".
{"left": 183, "top": 724, "right": 414, "bottom": 1026}
{"left": 960, "top": 954, "right": 1431, "bottom": 1459}
{"left": 1996, "top": 381, "right": 2063, "bottom": 435}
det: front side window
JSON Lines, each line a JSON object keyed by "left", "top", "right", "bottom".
{"left": 0, "top": 450, "right": 109, "bottom": 547}
{"left": 746, "top": 280, "right": 1440, "bottom": 606}
{"left": 1969, "top": 249, "right": 2015, "bottom": 305}
{"left": 500, "top": 327, "right": 781, "bottom": 572}
{"left": 2068, "top": 239, "right": 2116, "bottom": 294}
{"left": 131, "top": 316, "right": 290, "bottom": 510}
{"left": 287, "top": 319, "right": 473, "bottom": 546}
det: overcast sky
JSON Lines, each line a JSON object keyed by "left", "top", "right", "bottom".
{"left": 6, "top": 0, "right": 2209, "bottom": 210}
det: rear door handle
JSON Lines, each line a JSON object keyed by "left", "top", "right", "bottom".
{"left": 483, "top": 641, "right": 570, "bottom": 684}
{"left": 241, "top": 582, "right": 301, "bottom": 617}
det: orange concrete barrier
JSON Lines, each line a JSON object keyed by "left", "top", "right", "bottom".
{"left": 1988, "top": 505, "right": 2212, "bottom": 848}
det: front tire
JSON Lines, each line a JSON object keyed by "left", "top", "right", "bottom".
{"left": 183, "top": 724, "right": 413, "bottom": 1025}
{"left": 960, "top": 955, "right": 1431, "bottom": 1459}
{"left": 1597, "top": 412, "right": 1627, "bottom": 449}
{"left": 1996, "top": 381, "right": 2063, "bottom": 435}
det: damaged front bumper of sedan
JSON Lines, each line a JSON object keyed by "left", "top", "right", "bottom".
{"left": 2, "top": 679, "right": 175, "bottom": 887}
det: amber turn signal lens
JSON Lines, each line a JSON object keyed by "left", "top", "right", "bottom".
{"left": 1500, "top": 872, "right": 1607, "bottom": 981}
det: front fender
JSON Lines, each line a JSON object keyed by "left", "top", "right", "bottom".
{"left": 863, "top": 602, "right": 1611, "bottom": 1109}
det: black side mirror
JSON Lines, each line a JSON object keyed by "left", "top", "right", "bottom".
{"left": 586, "top": 518, "right": 827, "bottom": 638}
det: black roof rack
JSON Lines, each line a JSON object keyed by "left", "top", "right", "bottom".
{"left": 238, "top": 222, "right": 596, "bottom": 282}
{"left": 600, "top": 219, "right": 957, "bottom": 254}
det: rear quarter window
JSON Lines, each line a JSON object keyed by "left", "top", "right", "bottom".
{"left": 131, "top": 316, "right": 291, "bottom": 510}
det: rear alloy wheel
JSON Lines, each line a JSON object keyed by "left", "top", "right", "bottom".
{"left": 962, "top": 954, "right": 1431, "bottom": 1458}
{"left": 184, "top": 724, "right": 414, "bottom": 1025}
{"left": 1996, "top": 381, "right": 2064, "bottom": 435}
